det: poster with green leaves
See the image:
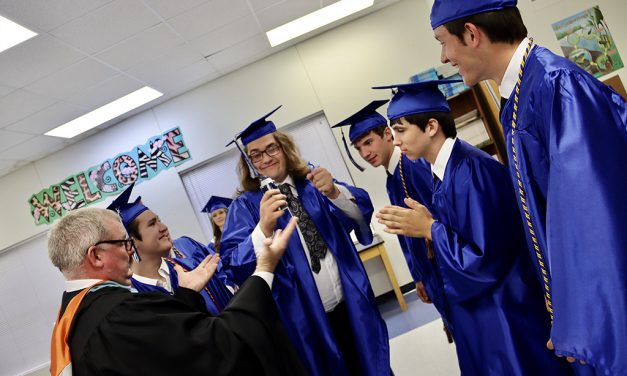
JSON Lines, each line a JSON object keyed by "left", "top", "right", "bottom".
{"left": 552, "top": 6, "right": 623, "bottom": 78}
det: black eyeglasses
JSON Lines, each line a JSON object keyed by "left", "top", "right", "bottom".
{"left": 93, "top": 238, "right": 137, "bottom": 253}
{"left": 248, "top": 143, "right": 281, "bottom": 163}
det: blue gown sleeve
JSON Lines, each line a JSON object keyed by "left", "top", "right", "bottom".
{"left": 329, "top": 181, "right": 374, "bottom": 245}
{"left": 399, "top": 236, "right": 423, "bottom": 282}
{"left": 219, "top": 196, "right": 260, "bottom": 285}
{"left": 538, "top": 69, "right": 627, "bottom": 369}
{"left": 430, "top": 157, "right": 519, "bottom": 304}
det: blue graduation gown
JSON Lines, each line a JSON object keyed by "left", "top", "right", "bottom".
{"left": 131, "top": 244, "right": 233, "bottom": 315}
{"left": 501, "top": 46, "right": 627, "bottom": 375}
{"left": 430, "top": 139, "right": 572, "bottom": 376}
{"left": 386, "top": 155, "right": 452, "bottom": 327}
{"left": 173, "top": 236, "right": 235, "bottom": 290}
{"left": 220, "top": 177, "right": 390, "bottom": 376}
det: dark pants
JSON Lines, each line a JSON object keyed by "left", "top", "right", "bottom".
{"left": 327, "top": 302, "right": 363, "bottom": 376}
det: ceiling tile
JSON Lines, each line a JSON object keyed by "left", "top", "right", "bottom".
{"left": 206, "top": 34, "right": 271, "bottom": 73}
{"left": 148, "top": 59, "right": 220, "bottom": 93}
{"left": 94, "top": 24, "right": 184, "bottom": 71}
{"left": 189, "top": 15, "right": 261, "bottom": 57}
{"left": 63, "top": 74, "right": 144, "bottom": 109}
{"left": 0, "top": 130, "right": 34, "bottom": 150}
{"left": 0, "top": 90, "right": 57, "bottom": 128}
{"left": 125, "top": 44, "right": 204, "bottom": 83}
{"left": 166, "top": 0, "right": 250, "bottom": 40}
{"left": 49, "top": 0, "right": 161, "bottom": 54}
{"left": 24, "top": 58, "right": 118, "bottom": 100}
{"left": 0, "top": 85, "right": 15, "bottom": 98}
{"left": 0, "top": 0, "right": 113, "bottom": 32}
{"left": 256, "top": 0, "right": 319, "bottom": 30}
{"left": 0, "top": 35, "right": 86, "bottom": 88}
{"left": 4, "top": 102, "right": 88, "bottom": 135}
{"left": 248, "top": 0, "right": 287, "bottom": 12}
{"left": 0, "top": 136, "right": 69, "bottom": 162}
{"left": 143, "top": 0, "right": 209, "bottom": 19}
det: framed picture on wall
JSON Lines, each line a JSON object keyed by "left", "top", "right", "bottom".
{"left": 551, "top": 6, "right": 624, "bottom": 78}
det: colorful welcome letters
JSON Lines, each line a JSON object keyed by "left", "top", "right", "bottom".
{"left": 29, "top": 127, "right": 192, "bottom": 225}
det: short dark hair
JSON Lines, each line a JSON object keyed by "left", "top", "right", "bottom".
{"left": 444, "top": 7, "right": 527, "bottom": 45}
{"left": 128, "top": 219, "right": 142, "bottom": 241}
{"left": 352, "top": 125, "right": 389, "bottom": 145}
{"left": 391, "top": 112, "right": 457, "bottom": 138}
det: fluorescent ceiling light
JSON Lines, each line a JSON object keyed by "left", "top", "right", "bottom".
{"left": 266, "top": 0, "right": 374, "bottom": 47}
{"left": 0, "top": 15, "right": 38, "bottom": 53}
{"left": 45, "top": 87, "right": 163, "bottom": 138}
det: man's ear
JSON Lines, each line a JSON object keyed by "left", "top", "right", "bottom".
{"left": 85, "top": 245, "right": 105, "bottom": 268}
{"left": 426, "top": 119, "right": 440, "bottom": 137}
{"left": 384, "top": 126, "right": 393, "bottom": 142}
{"left": 464, "top": 22, "right": 482, "bottom": 47}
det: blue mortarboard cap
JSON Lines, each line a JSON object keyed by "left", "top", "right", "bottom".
{"left": 106, "top": 183, "right": 149, "bottom": 230}
{"left": 238, "top": 105, "right": 281, "bottom": 146}
{"left": 331, "top": 100, "right": 389, "bottom": 171}
{"left": 430, "top": 0, "right": 517, "bottom": 29}
{"left": 332, "top": 100, "right": 389, "bottom": 143}
{"left": 372, "top": 79, "right": 462, "bottom": 120}
{"left": 201, "top": 196, "right": 233, "bottom": 214}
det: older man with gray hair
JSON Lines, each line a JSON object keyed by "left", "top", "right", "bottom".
{"left": 48, "top": 207, "right": 305, "bottom": 376}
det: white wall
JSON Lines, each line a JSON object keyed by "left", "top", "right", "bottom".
{"left": 1, "top": 0, "right": 626, "bottom": 296}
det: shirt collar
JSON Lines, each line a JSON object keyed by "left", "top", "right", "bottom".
{"left": 277, "top": 175, "right": 295, "bottom": 187}
{"left": 131, "top": 259, "right": 171, "bottom": 286}
{"left": 499, "top": 37, "right": 534, "bottom": 99}
{"left": 386, "top": 147, "right": 402, "bottom": 175}
{"left": 65, "top": 279, "right": 104, "bottom": 292}
{"left": 431, "top": 137, "right": 457, "bottom": 181}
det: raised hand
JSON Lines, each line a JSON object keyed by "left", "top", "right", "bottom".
{"left": 259, "top": 188, "right": 287, "bottom": 236}
{"left": 174, "top": 255, "right": 220, "bottom": 292}
{"left": 307, "top": 167, "right": 340, "bottom": 199}
{"left": 255, "top": 217, "right": 298, "bottom": 273}
{"left": 376, "top": 198, "right": 435, "bottom": 239}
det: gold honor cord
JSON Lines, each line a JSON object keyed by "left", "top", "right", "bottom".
{"left": 510, "top": 38, "right": 554, "bottom": 320}
{"left": 398, "top": 157, "right": 435, "bottom": 259}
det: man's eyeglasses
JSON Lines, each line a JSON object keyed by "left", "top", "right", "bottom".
{"left": 90, "top": 238, "right": 140, "bottom": 262}
{"left": 248, "top": 143, "right": 281, "bottom": 163}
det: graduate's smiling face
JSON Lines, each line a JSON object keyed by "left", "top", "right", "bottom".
{"left": 248, "top": 133, "right": 288, "bottom": 182}
{"left": 353, "top": 128, "right": 395, "bottom": 168}
{"left": 391, "top": 118, "right": 431, "bottom": 161}
{"left": 132, "top": 210, "right": 172, "bottom": 258}
{"left": 211, "top": 208, "right": 227, "bottom": 231}
{"left": 435, "top": 25, "right": 485, "bottom": 86}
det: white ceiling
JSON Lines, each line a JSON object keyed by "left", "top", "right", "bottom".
{"left": 0, "top": 0, "right": 398, "bottom": 177}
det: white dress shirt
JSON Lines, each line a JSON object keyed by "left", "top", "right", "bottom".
{"left": 432, "top": 137, "right": 457, "bottom": 181}
{"left": 499, "top": 37, "right": 535, "bottom": 100}
{"left": 386, "top": 147, "right": 402, "bottom": 175}
{"left": 251, "top": 175, "right": 367, "bottom": 312}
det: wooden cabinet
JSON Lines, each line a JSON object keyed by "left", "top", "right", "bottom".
{"left": 447, "top": 81, "right": 507, "bottom": 164}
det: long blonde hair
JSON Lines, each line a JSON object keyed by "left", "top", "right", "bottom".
{"left": 237, "top": 131, "right": 310, "bottom": 192}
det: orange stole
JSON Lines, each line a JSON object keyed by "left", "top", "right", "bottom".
{"left": 50, "top": 281, "right": 104, "bottom": 376}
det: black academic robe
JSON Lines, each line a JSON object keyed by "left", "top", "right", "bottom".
{"left": 62, "top": 276, "right": 308, "bottom": 376}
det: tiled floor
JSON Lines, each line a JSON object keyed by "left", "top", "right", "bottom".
{"left": 379, "top": 290, "right": 460, "bottom": 376}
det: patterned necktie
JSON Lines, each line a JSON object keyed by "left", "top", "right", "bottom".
{"left": 279, "top": 183, "right": 328, "bottom": 273}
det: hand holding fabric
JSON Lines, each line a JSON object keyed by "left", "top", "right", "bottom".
{"left": 376, "top": 198, "right": 434, "bottom": 239}
{"left": 307, "top": 167, "right": 340, "bottom": 199}
{"left": 174, "top": 255, "right": 220, "bottom": 292}
{"left": 259, "top": 189, "right": 287, "bottom": 236}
